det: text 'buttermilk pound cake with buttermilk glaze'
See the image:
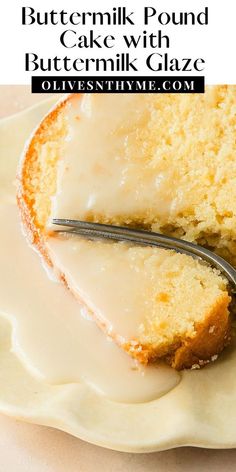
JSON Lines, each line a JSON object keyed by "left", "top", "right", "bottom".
{"left": 17, "top": 87, "right": 235, "bottom": 370}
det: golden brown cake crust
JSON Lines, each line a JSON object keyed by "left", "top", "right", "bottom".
{"left": 124, "top": 294, "right": 231, "bottom": 370}
{"left": 17, "top": 93, "right": 232, "bottom": 371}
{"left": 17, "top": 96, "right": 71, "bottom": 265}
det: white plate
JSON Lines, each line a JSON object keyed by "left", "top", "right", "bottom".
{"left": 0, "top": 98, "right": 236, "bottom": 453}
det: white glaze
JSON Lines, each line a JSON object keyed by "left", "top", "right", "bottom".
{"left": 51, "top": 94, "right": 174, "bottom": 221}
{"left": 0, "top": 202, "right": 179, "bottom": 402}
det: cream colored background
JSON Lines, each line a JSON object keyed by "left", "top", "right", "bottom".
{"left": 0, "top": 85, "right": 235, "bottom": 471}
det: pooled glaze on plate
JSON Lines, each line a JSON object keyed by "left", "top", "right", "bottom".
{"left": 0, "top": 202, "right": 179, "bottom": 402}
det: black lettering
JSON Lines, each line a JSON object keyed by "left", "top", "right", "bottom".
{"left": 89, "top": 33, "right": 103, "bottom": 48}
{"left": 144, "top": 7, "right": 156, "bottom": 25}
{"left": 169, "top": 58, "right": 181, "bottom": 72}
{"left": 157, "top": 31, "right": 170, "bottom": 48}
{"left": 158, "top": 12, "right": 171, "bottom": 25}
{"left": 123, "top": 35, "right": 141, "bottom": 48}
{"left": 60, "top": 30, "right": 76, "bottom": 48}
{"left": 126, "top": 56, "right": 138, "bottom": 71}
{"left": 197, "top": 7, "right": 208, "bottom": 25}
{"left": 49, "top": 10, "right": 59, "bottom": 25}
{"left": 123, "top": 9, "right": 135, "bottom": 25}
{"left": 25, "top": 53, "right": 38, "bottom": 71}
{"left": 22, "top": 6, "right": 35, "bottom": 25}
{"left": 194, "top": 58, "right": 205, "bottom": 71}
{"left": 104, "top": 35, "right": 115, "bottom": 48}
{"left": 73, "top": 58, "right": 85, "bottom": 71}
{"left": 146, "top": 53, "right": 162, "bottom": 71}
{"left": 70, "top": 12, "right": 81, "bottom": 25}
{"left": 182, "top": 58, "right": 192, "bottom": 72}
{"left": 77, "top": 35, "right": 89, "bottom": 48}
{"left": 63, "top": 56, "right": 72, "bottom": 71}
{"left": 53, "top": 57, "right": 62, "bottom": 71}
{"left": 77, "top": 32, "right": 102, "bottom": 48}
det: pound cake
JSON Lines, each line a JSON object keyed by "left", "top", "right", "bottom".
{"left": 17, "top": 87, "right": 235, "bottom": 369}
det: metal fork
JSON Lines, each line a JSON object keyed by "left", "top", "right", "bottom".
{"left": 52, "top": 218, "right": 236, "bottom": 290}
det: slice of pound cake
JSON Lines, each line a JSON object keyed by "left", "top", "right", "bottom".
{"left": 17, "top": 88, "right": 235, "bottom": 369}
